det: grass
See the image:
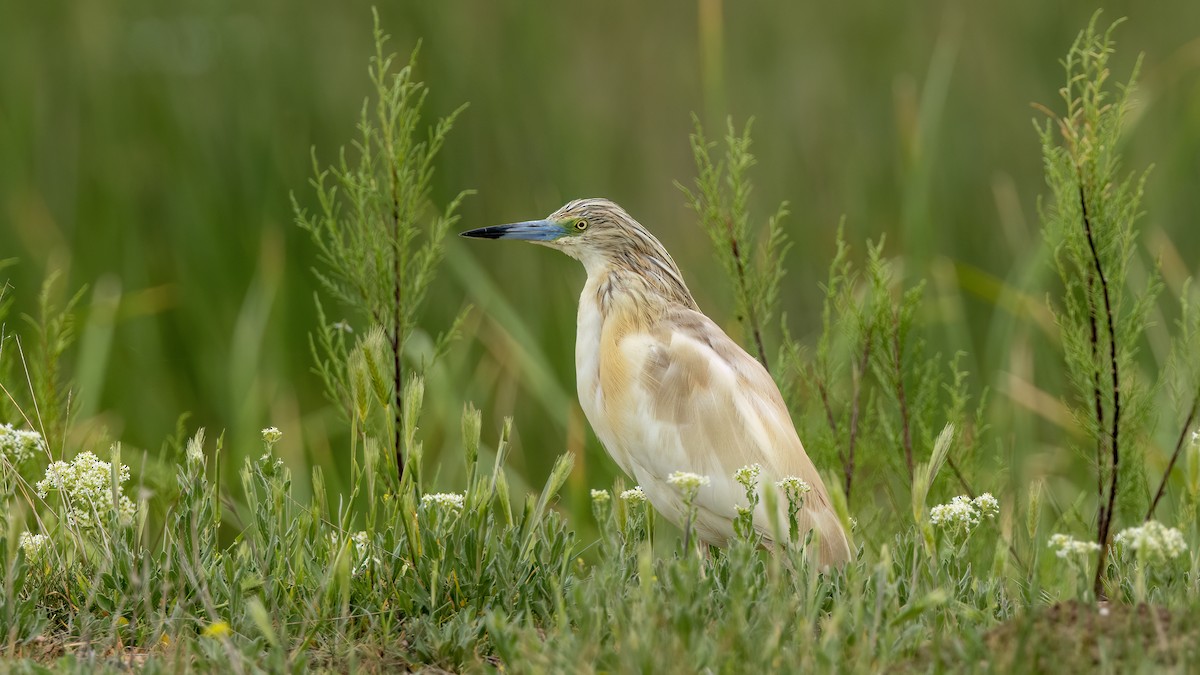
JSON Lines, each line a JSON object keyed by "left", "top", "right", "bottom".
{"left": 1, "top": 6, "right": 1199, "bottom": 674}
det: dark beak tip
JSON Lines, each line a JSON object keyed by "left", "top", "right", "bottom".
{"left": 459, "top": 227, "right": 494, "bottom": 239}
{"left": 459, "top": 220, "right": 560, "bottom": 242}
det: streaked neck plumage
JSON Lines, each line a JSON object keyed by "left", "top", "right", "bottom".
{"left": 560, "top": 203, "right": 698, "bottom": 320}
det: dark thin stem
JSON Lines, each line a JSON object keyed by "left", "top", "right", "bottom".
{"left": 725, "top": 216, "right": 770, "bottom": 373}
{"left": 817, "top": 378, "right": 849, "bottom": 471}
{"left": 946, "top": 430, "right": 1030, "bottom": 571}
{"left": 946, "top": 458, "right": 974, "bottom": 499}
{"left": 891, "top": 308, "right": 914, "bottom": 481}
{"left": 390, "top": 163, "right": 406, "bottom": 486}
{"left": 816, "top": 379, "right": 837, "bottom": 437}
{"left": 942, "top": 424, "right": 981, "bottom": 522}
{"left": 1084, "top": 241, "right": 1106, "bottom": 538}
{"left": 845, "top": 327, "right": 873, "bottom": 501}
{"left": 1146, "top": 398, "right": 1199, "bottom": 521}
{"left": 1081, "top": 183, "right": 1121, "bottom": 599}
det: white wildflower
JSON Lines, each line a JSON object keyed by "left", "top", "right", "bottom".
{"left": 1048, "top": 533, "right": 1101, "bottom": 559}
{"left": 35, "top": 450, "right": 136, "bottom": 530}
{"left": 329, "top": 530, "right": 371, "bottom": 554}
{"left": 421, "top": 492, "right": 465, "bottom": 511}
{"left": 734, "top": 464, "right": 762, "bottom": 491}
{"left": 667, "top": 472, "right": 710, "bottom": 505}
{"left": 667, "top": 471, "right": 710, "bottom": 491}
{"left": 19, "top": 532, "right": 50, "bottom": 563}
{"left": 735, "top": 505, "right": 753, "bottom": 519}
{"left": 590, "top": 489, "right": 611, "bottom": 504}
{"left": 0, "top": 424, "right": 46, "bottom": 466}
{"left": 1115, "top": 520, "right": 1188, "bottom": 565}
{"left": 330, "top": 530, "right": 376, "bottom": 576}
{"left": 261, "top": 427, "right": 282, "bottom": 446}
{"left": 972, "top": 493, "right": 1000, "bottom": 519}
{"left": 775, "top": 476, "right": 812, "bottom": 501}
{"left": 929, "top": 495, "right": 981, "bottom": 537}
{"left": 929, "top": 493, "right": 1001, "bottom": 538}
{"left": 619, "top": 486, "right": 646, "bottom": 503}
{"left": 259, "top": 427, "right": 283, "bottom": 463}
{"left": 350, "top": 530, "right": 378, "bottom": 574}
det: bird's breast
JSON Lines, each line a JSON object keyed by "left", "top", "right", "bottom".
{"left": 575, "top": 280, "right": 630, "bottom": 475}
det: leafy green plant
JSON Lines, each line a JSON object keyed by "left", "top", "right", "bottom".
{"left": 0, "top": 271, "right": 86, "bottom": 456}
{"left": 295, "top": 11, "right": 470, "bottom": 486}
{"left": 1147, "top": 281, "right": 1200, "bottom": 521}
{"left": 1036, "top": 15, "right": 1167, "bottom": 596}
{"left": 678, "top": 116, "right": 790, "bottom": 374}
{"left": 0, "top": 260, "right": 15, "bottom": 425}
{"left": 4, "top": 11, "right": 1200, "bottom": 674}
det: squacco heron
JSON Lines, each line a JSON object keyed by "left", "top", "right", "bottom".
{"left": 462, "top": 198, "right": 851, "bottom": 565}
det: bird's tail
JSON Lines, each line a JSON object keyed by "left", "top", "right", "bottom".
{"left": 759, "top": 500, "right": 853, "bottom": 567}
{"left": 808, "top": 507, "right": 853, "bottom": 567}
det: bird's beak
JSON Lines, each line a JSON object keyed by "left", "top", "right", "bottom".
{"left": 459, "top": 219, "right": 566, "bottom": 242}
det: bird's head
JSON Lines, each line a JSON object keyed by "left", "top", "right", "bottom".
{"left": 461, "top": 198, "right": 697, "bottom": 307}
{"left": 461, "top": 198, "right": 642, "bottom": 263}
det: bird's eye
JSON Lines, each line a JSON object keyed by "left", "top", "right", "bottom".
{"left": 574, "top": 219, "right": 589, "bottom": 231}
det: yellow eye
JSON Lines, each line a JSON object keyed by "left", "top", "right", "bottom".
{"left": 574, "top": 219, "right": 589, "bottom": 231}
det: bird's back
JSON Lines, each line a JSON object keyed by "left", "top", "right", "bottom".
{"left": 576, "top": 274, "right": 852, "bottom": 566}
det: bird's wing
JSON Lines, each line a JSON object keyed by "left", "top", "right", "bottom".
{"left": 603, "top": 304, "right": 850, "bottom": 564}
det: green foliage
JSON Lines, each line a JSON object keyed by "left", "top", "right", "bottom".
{"left": 0, "top": 261, "right": 15, "bottom": 425}
{"left": 0, "top": 536, "right": 47, "bottom": 653}
{"left": 792, "top": 227, "right": 875, "bottom": 503}
{"left": 3, "top": 11, "right": 1200, "bottom": 674}
{"left": 1036, "top": 15, "right": 1176, "bottom": 594}
{"left": 679, "top": 116, "right": 790, "bottom": 373}
{"left": 2, "top": 376, "right": 583, "bottom": 670}
{"left": 774, "top": 222, "right": 984, "bottom": 522}
{"left": 295, "top": 13, "right": 470, "bottom": 484}
{"left": 7, "top": 272, "right": 87, "bottom": 453}
{"left": 678, "top": 120, "right": 985, "bottom": 520}
{"left": 1147, "top": 282, "right": 1200, "bottom": 522}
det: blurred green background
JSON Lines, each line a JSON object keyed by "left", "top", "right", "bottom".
{"left": 1, "top": 1, "right": 1198, "bottom": 521}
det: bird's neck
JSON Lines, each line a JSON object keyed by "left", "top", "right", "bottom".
{"left": 584, "top": 264, "right": 698, "bottom": 324}
{"left": 577, "top": 241, "right": 698, "bottom": 317}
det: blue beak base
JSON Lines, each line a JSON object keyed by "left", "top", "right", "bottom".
{"left": 460, "top": 219, "right": 565, "bottom": 242}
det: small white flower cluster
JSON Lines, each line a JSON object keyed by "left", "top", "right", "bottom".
{"left": 420, "top": 492, "right": 465, "bottom": 512}
{"left": 0, "top": 424, "right": 46, "bottom": 466}
{"left": 1048, "top": 533, "right": 1101, "bottom": 559}
{"left": 972, "top": 492, "right": 1000, "bottom": 519}
{"left": 35, "top": 451, "right": 136, "bottom": 530}
{"left": 619, "top": 486, "right": 646, "bottom": 503}
{"left": 19, "top": 532, "right": 50, "bottom": 563}
{"left": 259, "top": 427, "right": 285, "bottom": 466}
{"left": 1115, "top": 520, "right": 1188, "bottom": 564}
{"left": 667, "top": 471, "right": 711, "bottom": 491}
{"left": 775, "top": 476, "right": 812, "bottom": 501}
{"left": 590, "top": 489, "right": 611, "bottom": 504}
{"left": 928, "top": 493, "right": 999, "bottom": 537}
{"left": 734, "top": 464, "right": 761, "bottom": 491}
{"left": 350, "top": 530, "right": 370, "bottom": 553}
{"left": 330, "top": 530, "right": 376, "bottom": 576}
